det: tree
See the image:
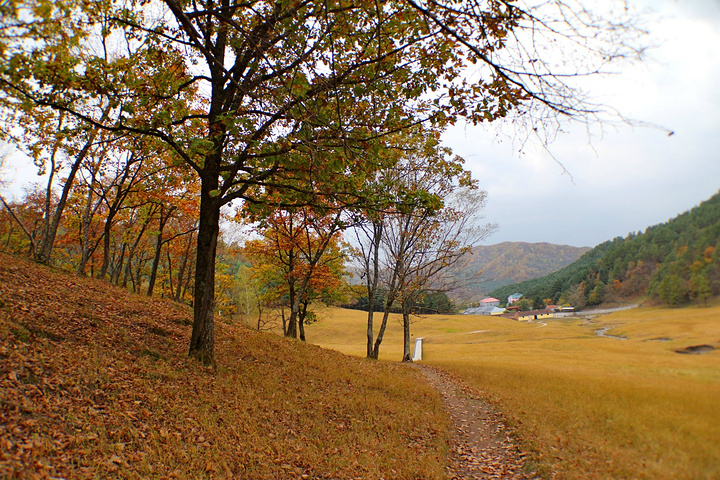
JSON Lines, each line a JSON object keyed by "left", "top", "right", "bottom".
{"left": 516, "top": 298, "right": 533, "bottom": 312}
{"left": 656, "top": 273, "right": 688, "bottom": 307}
{"left": 244, "top": 207, "right": 349, "bottom": 342}
{"left": 532, "top": 297, "right": 547, "bottom": 310}
{"left": 689, "top": 271, "right": 711, "bottom": 307}
{"left": 394, "top": 188, "right": 494, "bottom": 362}
{"left": 352, "top": 131, "right": 493, "bottom": 360}
{"left": 2, "top": 0, "right": 647, "bottom": 365}
{"left": 587, "top": 281, "right": 605, "bottom": 306}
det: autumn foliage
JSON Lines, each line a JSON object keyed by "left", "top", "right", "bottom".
{"left": 243, "top": 207, "right": 350, "bottom": 340}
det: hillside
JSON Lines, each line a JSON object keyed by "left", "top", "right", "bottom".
{"left": 449, "top": 242, "right": 590, "bottom": 303}
{"left": 491, "top": 191, "right": 720, "bottom": 307}
{"left": 0, "top": 253, "right": 450, "bottom": 479}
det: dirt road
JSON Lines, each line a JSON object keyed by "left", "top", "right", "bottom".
{"left": 419, "top": 366, "right": 538, "bottom": 480}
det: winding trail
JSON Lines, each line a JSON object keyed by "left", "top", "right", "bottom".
{"left": 419, "top": 366, "right": 538, "bottom": 480}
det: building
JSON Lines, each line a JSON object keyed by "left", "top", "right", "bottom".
{"left": 480, "top": 297, "right": 500, "bottom": 307}
{"left": 462, "top": 297, "right": 501, "bottom": 315}
{"left": 516, "top": 309, "right": 555, "bottom": 322}
{"left": 507, "top": 293, "right": 523, "bottom": 305}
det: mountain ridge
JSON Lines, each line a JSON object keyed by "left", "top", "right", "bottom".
{"left": 489, "top": 191, "right": 720, "bottom": 307}
{"left": 449, "top": 241, "right": 591, "bottom": 304}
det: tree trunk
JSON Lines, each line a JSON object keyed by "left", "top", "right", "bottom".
{"left": 147, "top": 205, "right": 174, "bottom": 296}
{"left": 401, "top": 302, "right": 412, "bottom": 362}
{"left": 371, "top": 271, "right": 401, "bottom": 360}
{"left": 122, "top": 208, "right": 154, "bottom": 288}
{"left": 166, "top": 249, "right": 175, "bottom": 299}
{"left": 133, "top": 251, "right": 148, "bottom": 293}
{"left": 298, "top": 300, "right": 307, "bottom": 342}
{"left": 285, "top": 280, "right": 298, "bottom": 338}
{"left": 98, "top": 213, "right": 115, "bottom": 279}
{"left": 182, "top": 260, "right": 194, "bottom": 304}
{"left": 112, "top": 243, "right": 126, "bottom": 284}
{"left": 38, "top": 113, "right": 106, "bottom": 265}
{"left": 370, "top": 309, "right": 391, "bottom": 360}
{"left": 286, "top": 309, "right": 297, "bottom": 338}
{"left": 174, "top": 231, "right": 194, "bottom": 302}
{"left": 366, "top": 307, "right": 375, "bottom": 358}
{"left": 365, "top": 221, "right": 382, "bottom": 358}
{"left": 76, "top": 185, "right": 96, "bottom": 276}
{"left": 188, "top": 182, "right": 221, "bottom": 367}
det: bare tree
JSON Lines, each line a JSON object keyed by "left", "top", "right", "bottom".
{"left": 352, "top": 130, "right": 495, "bottom": 360}
{"left": 388, "top": 188, "right": 495, "bottom": 361}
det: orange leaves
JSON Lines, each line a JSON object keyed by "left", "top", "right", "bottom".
{"left": 243, "top": 208, "right": 350, "bottom": 311}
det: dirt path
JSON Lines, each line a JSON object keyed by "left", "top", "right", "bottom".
{"left": 419, "top": 366, "right": 538, "bottom": 480}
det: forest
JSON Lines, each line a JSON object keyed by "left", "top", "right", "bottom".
{"left": 490, "top": 191, "right": 720, "bottom": 308}
{"left": 0, "top": 0, "right": 646, "bottom": 364}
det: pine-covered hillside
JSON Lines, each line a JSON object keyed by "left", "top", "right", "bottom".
{"left": 491, "top": 191, "right": 720, "bottom": 308}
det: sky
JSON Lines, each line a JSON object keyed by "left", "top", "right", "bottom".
{"left": 443, "top": 0, "right": 720, "bottom": 248}
{"left": 2, "top": 0, "right": 719, "bottom": 250}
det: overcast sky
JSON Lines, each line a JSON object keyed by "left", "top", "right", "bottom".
{"left": 444, "top": 0, "right": 720, "bottom": 248}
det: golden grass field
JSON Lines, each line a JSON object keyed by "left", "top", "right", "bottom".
{"left": 306, "top": 303, "right": 720, "bottom": 479}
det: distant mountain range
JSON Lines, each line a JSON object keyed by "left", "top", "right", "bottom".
{"left": 489, "top": 191, "right": 720, "bottom": 308}
{"left": 448, "top": 242, "right": 591, "bottom": 304}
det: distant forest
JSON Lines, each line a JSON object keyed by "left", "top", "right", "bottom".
{"left": 346, "top": 290, "right": 456, "bottom": 315}
{"left": 491, "top": 191, "right": 720, "bottom": 308}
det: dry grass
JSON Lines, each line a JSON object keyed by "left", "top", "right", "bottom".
{"left": 307, "top": 304, "right": 720, "bottom": 479}
{"left": 0, "top": 253, "right": 450, "bottom": 479}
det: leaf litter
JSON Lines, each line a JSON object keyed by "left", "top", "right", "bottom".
{"left": 0, "top": 253, "right": 454, "bottom": 479}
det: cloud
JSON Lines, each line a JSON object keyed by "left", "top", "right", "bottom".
{"left": 443, "top": 0, "right": 720, "bottom": 247}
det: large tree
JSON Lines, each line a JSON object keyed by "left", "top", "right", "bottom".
{"left": 1, "top": 0, "right": 645, "bottom": 365}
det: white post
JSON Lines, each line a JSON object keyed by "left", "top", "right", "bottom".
{"left": 412, "top": 337, "right": 424, "bottom": 361}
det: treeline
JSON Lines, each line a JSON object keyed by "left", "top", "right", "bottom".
{"left": 0, "top": 157, "right": 199, "bottom": 302}
{"left": 491, "top": 191, "right": 720, "bottom": 307}
{"left": 0, "top": 183, "right": 352, "bottom": 331}
{"left": 346, "top": 290, "right": 456, "bottom": 315}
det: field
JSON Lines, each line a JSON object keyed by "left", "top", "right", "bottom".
{"left": 306, "top": 304, "right": 720, "bottom": 479}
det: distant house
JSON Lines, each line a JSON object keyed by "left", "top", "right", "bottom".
{"left": 462, "top": 297, "right": 501, "bottom": 315}
{"left": 514, "top": 309, "right": 555, "bottom": 322}
{"left": 507, "top": 293, "right": 522, "bottom": 305}
{"left": 480, "top": 297, "right": 500, "bottom": 307}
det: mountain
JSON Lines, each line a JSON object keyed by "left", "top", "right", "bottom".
{"left": 449, "top": 242, "right": 591, "bottom": 304}
{"left": 490, "top": 191, "right": 720, "bottom": 308}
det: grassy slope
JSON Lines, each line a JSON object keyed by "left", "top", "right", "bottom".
{"left": 307, "top": 305, "right": 720, "bottom": 479}
{"left": 0, "top": 253, "right": 450, "bottom": 479}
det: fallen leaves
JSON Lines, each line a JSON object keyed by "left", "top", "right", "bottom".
{"left": 421, "top": 365, "right": 539, "bottom": 480}
{"left": 0, "top": 253, "right": 451, "bottom": 479}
